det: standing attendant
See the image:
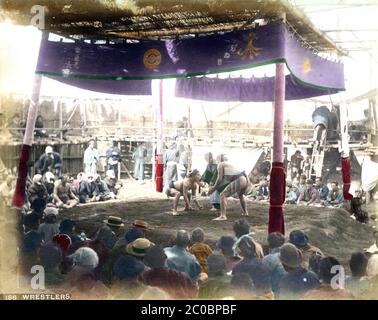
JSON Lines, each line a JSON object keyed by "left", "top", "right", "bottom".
{"left": 132, "top": 142, "right": 147, "bottom": 181}
{"left": 106, "top": 141, "right": 121, "bottom": 180}
{"left": 84, "top": 140, "right": 99, "bottom": 176}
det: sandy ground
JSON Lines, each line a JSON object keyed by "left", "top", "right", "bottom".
{"left": 60, "top": 180, "right": 378, "bottom": 271}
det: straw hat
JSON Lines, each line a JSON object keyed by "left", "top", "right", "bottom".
{"left": 132, "top": 220, "right": 152, "bottom": 231}
{"left": 103, "top": 216, "right": 125, "bottom": 228}
{"left": 126, "top": 238, "right": 154, "bottom": 257}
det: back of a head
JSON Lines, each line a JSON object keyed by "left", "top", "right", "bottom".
{"left": 69, "top": 247, "right": 99, "bottom": 270}
{"left": 176, "top": 230, "right": 190, "bottom": 248}
{"left": 349, "top": 252, "right": 368, "bottom": 278}
{"left": 319, "top": 257, "right": 341, "bottom": 284}
{"left": 113, "top": 255, "right": 145, "bottom": 281}
{"left": 39, "top": 244, "right": 62, "bottom": 269}
{"left": 216, "top": 236, "right": 235, "bottom": 255}
{"left": 191, "top": 227, "right": 205, "bottom": 243}
{"left": 231, "top": 272, "right": 255, "bottom": 293}
{"left": 207, "top": 253, "right": 226, "bottom": 276}
{"left": 143, "top": 246, "right": 167, "bottom": 269}
{"left": 267, "top": 232, "right": 285, "bottom": 250}
{"left": 233, "top": 219, "right": 250, "bottom": 238}
{"left": 237, "top": 236, "right": 256, "bottom": 259}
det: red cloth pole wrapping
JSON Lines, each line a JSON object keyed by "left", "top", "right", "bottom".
{"left": 155, "top": 79, "right": 164, "bottom": 192}
{"left": 341, "top": 157, "right": 353, "bottom": 200}
{"left": 155, "top": 155, "right": 164, "bottom": 192}
{"left": 269, "top": 162, "right": 286, "bottom": 234}
{"left": 12, "top": 144, "right": 32, "bottom": 208}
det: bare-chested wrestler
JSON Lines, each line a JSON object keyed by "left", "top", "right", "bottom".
{"left": 54, "top": 175, "right": 79, "bottom": 209}
{"left": 168, "top": 169, "right": 203, "bottom": 215}
{"left": 208, "top": 158, "right": 250, "bottom": 221}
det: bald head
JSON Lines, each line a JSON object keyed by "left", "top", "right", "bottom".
{"left": 175, "top": 230, "right": 190, "bottom": 248}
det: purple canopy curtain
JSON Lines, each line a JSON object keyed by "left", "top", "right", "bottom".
{"left": 175, "top": 75, "right": 339, "bottom": 102}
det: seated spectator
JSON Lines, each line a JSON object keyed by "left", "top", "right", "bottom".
{"left": 304, "top": 257, "right": 353, "bottom": 300}
{"left": 289, "top": 230, "right": 324, "bottom": 269}
{"left": 78, "top": 174, "right": 96, "bottom": 203}
{"left": 92, "top": 174, "right": 115, "bottom": 201}
{"left": 285, "top": 183, "right": 297, "bottom": 204}
{"left": 104, "top": 170, "right": 122, "bottom": 196}
{"left": 23, "top": 211, "right": 41, "bottom": 232}
{"left": 256, "top": 178, "right": 269, "bottom": 201}
{"left": 43, "top": 172, "right": 56, "bottom": 200}
{"left": 294, "top": 174, "right": 307, "bottom": 198}
{"left": 53, "top": 175, "right": 79, "bottom": 208}
{"left": 28, "top": 174, "right": 48, "bottom": 213}
{"left": 142, "top": 246, "right": 198, "bottom": 299}
{"left": 164, "top": 230, "right": 201, "bottom": 282}
{"left": 263, "top": 232, "right": 286, "bottom": 296}
{"left": 315, "top": 177, "right": 329, "bottom": 201}
{"left": 114, "top": 227, "right": 144, "bottom": 248}
{"left": 110, "top": 255, "right": 147, "bottom": 299}
{"left": 188, "top": 227, "right": 213, "bottom": 274}
{"left": 52, "top": 234, "right": 72, "bottom": 254}
{"left": 199, "top": 253, "right": 232, "bottom": 299}
{"left": 277, "top": 243, "right": 320, "bottom": 299}
{"left": 297, "top": 179, "right": 321, "bottom": 206}
{"left": 232, "top": 236, "right": 272, "bottom": 298}
{"left": 59, "top": 219, "right": 82, "bottom": 245}
{"left": 324, "top": 181, "right": 344, "bottom": 207}
{"left": 215, "top": 236, "right": 241, "bottom": 272}
{"left": 350, "top": 197, "right": 369, "bottom": 223}
{"left": 37, "top": 207, "right": 60, "bottom": 243}
{"left": 38, "top": 243, "right": 65, "bottom": 287}
{"left": 20, "top": 230, "right": 45, "bottom": 274}
{"left": 232, "top": 219, "right": 264, "bottom": 259}
{"left": 346, "top": 252, "right": 370, "bottom": 298}
{"left": 36, "top": 146, "right": 62, "bottom": 177}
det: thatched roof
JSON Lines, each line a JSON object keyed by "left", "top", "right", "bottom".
{"left": 0, "top": 0, "right": 344, "bottom": 54}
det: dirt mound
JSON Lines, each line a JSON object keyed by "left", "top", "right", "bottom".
{"left": 60, "top": 196, "right": 375, "bottom": 272}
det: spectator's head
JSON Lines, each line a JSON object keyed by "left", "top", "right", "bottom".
{"left": 331, "top": 181, "right": 339, "bottom": 191}
{"left": 367, "top": 254, "right": 378, "bottom": 277}
{"left": 88, "top": 140, "right": 95, "bottom": 149}
{"left": 143, "top": 246, "right": 167, "bottom": 269}
{"left": 309, "top": 251, "right": 323, "bottom": 276}
{"left": 233, "top": 219, "right": 250, "bottom": 238}
{"left": 23, "top": 212, "right": 41, "bottom": 231}
{"left": 61, "top": 175, "right": 69, "bottom": 185}
{"left": 93, "top": 174, "right": 101, "bottom": 184}
{"left": 279, "top": 243, "right": 302, "bottom": 271}
{"left": 236, "top": 236, "right": 256, "bottom": 259}
{"left": 52, "top": 234, "right": 72, "bottom": 252}
{"left": 289, "top": 230, "right": 309, "bottom": 249}
{"left": 204, "top": 152, "right": 213, "bottom": 164}
{"left": 39, "top": 244, "right": 62, "bottom": 270}
{"left": 207, "top": 253, "right": 226, "bottom": 276}
{"left": 59, "top": 219, "right": 76, "bottom": 234}
{"left": 45, "top": 172, "right": 55, "bottom": 183}
{"left": 318, "top": 257, "right": 341, "bottom": 284}
{"left": 45, "top": 146, "right": 53, "bottom": 157}
{"left": 124, "top": 228, "right": 144, "bottom": 244}
{"left": 113, "top": 255, "right": 145, "bottom": 281}
{"left": 43, "top": 207, "right": 59, "bottom": 224}
{"left": 95, "top": 226, "right": 117, "bottom": 250}
{"left": 175, "top": 230, "right": 190, "bottom": 248}
{"left": 22, "top": 230, "right": 44, "bottom": 254}
{"left": 349, "top": 252, "right": 368, "bottom": 278}
{"left": 295, "top": 150, "right": 301, "bottom": 156}
{"left": 267, "top": 232, "right": 285, "bottom": 250}
{"left": 68, "top": 247, "right": 99, "bottom": 271}
{"left": 32, "top": 174, "right": 43, "bottom": 185}
{"left": 306, "top": 179, "right": 314, "bottom": 189}
{"left": 126, "top": 238, "right": 155, "bottom": 258}
{"left": 216, "top": 236, "right": 235, "bottom": 256}
{"left": 191, "top": 227, "right": 205, "bottom": 243}
{"left": 315, "top": 177, "right": 323, "bottom": 187}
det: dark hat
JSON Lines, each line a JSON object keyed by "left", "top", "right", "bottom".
{"left": 103, "top": 216, "right": 125, "bottom": 228}
{"left": 125, "top": 228, "right": 144, "bottom": 244}
{"left": 132, "top": 220, "right": 152, "bottom": 231}
{"left": 279, "top": 243, "right": 302, "bottom": 269}
{"left": 113, "top": 255, "right": 145, "bottom": 280}
{"left": 289, "top": 230, "right": 309, "bottom": 248}
{"left": 53, "top": 234, "right": 72, "bottom": 252}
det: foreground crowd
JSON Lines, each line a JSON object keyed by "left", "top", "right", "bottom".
{"left": 19, "top": 207, "right": 378, "bottom": 300}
